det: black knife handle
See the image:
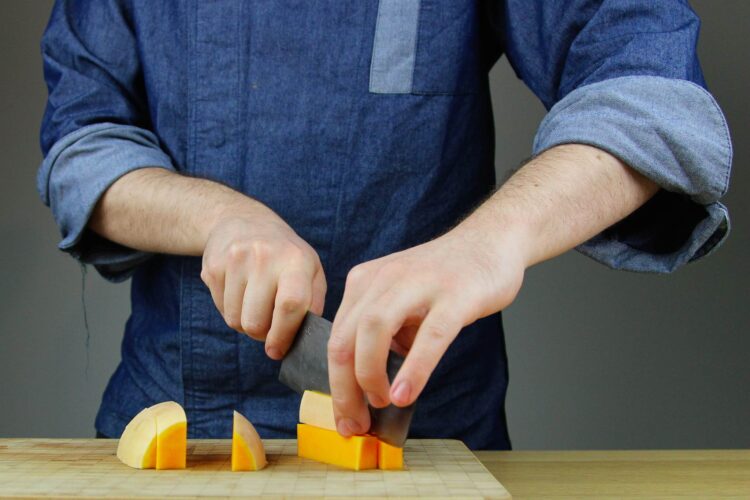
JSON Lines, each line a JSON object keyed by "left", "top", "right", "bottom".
{"left": 369, "top": 350, "right": 416, "bottom": 447}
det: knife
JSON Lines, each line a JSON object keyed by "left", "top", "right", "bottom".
{"left": 279, "top": 312, "right": 415, "bottom": 447}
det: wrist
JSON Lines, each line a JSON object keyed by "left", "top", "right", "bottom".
{"left": 199, "top": 186, "right": 269, "bottom": 247}
{"left": 449, "top": 201, "right": 534, "bottom": 271}
{"left": 202, "top": 187, "right": 291, "bottom": 247}
{"left": 438, "top": 206, "right": 529, "bottom": 320}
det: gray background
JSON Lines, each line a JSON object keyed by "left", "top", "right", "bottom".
{"left": 1, "top": 1, "right": 747, "bottom": 449}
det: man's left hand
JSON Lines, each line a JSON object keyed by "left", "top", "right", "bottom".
{"left": 327, "top": 227, "right": 526, "bottom": 437}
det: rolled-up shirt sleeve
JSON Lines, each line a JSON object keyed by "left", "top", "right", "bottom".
{"left": 532, "top": 76, "right": 731, "bottom": 272}
{"left": 37, "top": 123, "right": 175, "bottom": 281}
{"left": 38, "top": 0, "right": 175, "bottom": 281}
{"left": 499, "top": 0, "right": 733, "bottom": 272}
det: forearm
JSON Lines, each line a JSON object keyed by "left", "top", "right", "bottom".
{"left": 454, "top": 144, "right": 659, "bottom": 269}
{"left": 89, "top": 168, "right": 270, "bottom": 255}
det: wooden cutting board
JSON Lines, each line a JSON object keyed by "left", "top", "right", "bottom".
{"left": 0, "top": 438, "right": 510, "bottom": 498}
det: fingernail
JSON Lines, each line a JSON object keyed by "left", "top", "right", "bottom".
{"left": 367, "top": 392, "right": 387, "bottom": 407}
{"left": 266, "top": 346, "right": 282, "bottom": 360}
{"left": 391, "top": 380, "right": 411, "bottom": 405}
{"left": 337, "top": 418, "right": 360, "bottom": 436}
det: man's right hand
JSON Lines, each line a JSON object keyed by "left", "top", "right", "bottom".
{"left": 89, "top": 167, "right": 326, "bottom": 360}
{"left": 201, "top": 206, "right": 327, "bottom": 360}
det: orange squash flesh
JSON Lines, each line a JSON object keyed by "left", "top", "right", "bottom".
{"left": 231, "top": 410, "right": 267, "bottom": 471}
{"left": 377, "top": 440, "right": 404, "bottom": 470}
{"left": 156, "top": 422, "right": 187, "bottom": 470}
{"left": 140, "top": 438, "right": 157, "bottom": 469}
{"left": 150, "top": 401, "right": 187, "bottom": 470}
{"left": 297, "top": 423, "right": 377, "bottom": 471}
{"left": 232, "top": 433, "right": 256, "bottom": 471}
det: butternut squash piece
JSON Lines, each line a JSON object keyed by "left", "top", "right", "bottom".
{"left": 150, "top": 401, "right": 187, "bottom": 470}
{"left": 377, "top": 439, "right": 404, "bottom": 470}
{"left": 116, "top": 407, "right": 157, "bottom": 469}
{"left": 299, "top": 390, "right": 336, "bottom": 431}
{"left": 231, "top": 410, "right": 267, "bottom": 471}
{"left": 297, "top": 423, "right": 377, "bottom": 471}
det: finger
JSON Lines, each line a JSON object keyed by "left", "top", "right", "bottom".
{"left": 265, "top": 268, "right": 313, "bottom": 360}
{"left": 390, "top": 305, "right": 462, "bottom": 407}
{"left": 309, "top": 265, "right": 327, "bottom": 316}
{"left": 240, "top": 267, "right": 276, "bottom": 341}
{"left": 328, "top": 324, "right": 370, "bottom": 437}
{"left": 328, "top": 264, "right": 391, "bottom": 435}
{"left": 330, "top": 263, "right": 395, "bottom": 356}
{"left": 355, "top": 286, "right": 430, "bottom": 408}
{"left": 391, "top": 324, "right": 420, "bottom": 356}
{"left": 331, "top": 264, "right": 371, "bottom": 333}
{"left": 222, "top": 258, "right": 248, "bottom": 332}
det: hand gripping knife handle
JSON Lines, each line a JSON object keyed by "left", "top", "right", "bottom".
{"left": 278, "top": 312, "right": 415, "bottom": 447}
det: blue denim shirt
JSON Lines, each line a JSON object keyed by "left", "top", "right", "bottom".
{"left": 37, "top": 0, "right": 732, "bottom": 450}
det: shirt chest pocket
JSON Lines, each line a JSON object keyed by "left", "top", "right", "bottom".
{"left": 369, "top": 0, "right": 481, "bottom": 95}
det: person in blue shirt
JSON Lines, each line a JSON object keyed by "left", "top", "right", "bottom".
{"left": 38, "top": 1, "right": 732, "bottom": 449}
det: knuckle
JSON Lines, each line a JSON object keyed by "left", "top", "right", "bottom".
{"left": 226, "top": 242, "right": 248, "bottom": 262}
{"left": 278, "top": 292, "right": 307, "bottom": 315}
{"left": 285, "top": 244, "right": 307, "bottom": 264}
{"left": 245, "top": 329, "right": 266, "bottom": 341}
{"left": 202, "top": 258, "right": 221, "bottom": 278}
{"left": 241, "top": 318, "right": 267, "bottom": 338}
{"left": 246, "top": 332, "right": 266, "bottom": 342}
{"left": 345, "top": 264, "right": 368, "bottom": 287}
{"left": 354, "top": 366, "right": 382, "bottom": 389}
{"left": 250, "top": 240, "right": 271, "bottom": 263}
{"left": 327, "top": 335, "right": 353, "bottom": 365}
{"left": 313, "top": 253, "right": 325, "bottom": 270}
{"left": 225, "top": 315, "right": 242, "bottom": 332}
{"left": 360, "top": 311, "right": 387, "bottom": 333}
{"left": 199, "top": 268, "right": 211, "bottom": 284}
{"left": 331, "top": 395, "right": 352, "bottom": 414}
{"left": 422, "top": 320, "right": 452, "bottom": 344}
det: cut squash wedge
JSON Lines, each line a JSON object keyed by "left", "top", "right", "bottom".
{"left": 116, "top": 407, "right": 157, "bottom": 469}
{"left": 231, "top": 410, "right": 267, "bottom": 471}
{"left": 299, "top": 390, "right": 336, "bottom": 431}
{"left": 150, "top": 401, "right": 187, "bottom": 470}
{"left": 297, "top": 423, "right": 377, "bottom": 471}
{"left": 377, "top": 439, "right": 404, "bottom": 470}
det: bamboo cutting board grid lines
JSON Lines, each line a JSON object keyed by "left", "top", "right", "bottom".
{"left": 0, "top": 438, "right": 511, "bottom": 498}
